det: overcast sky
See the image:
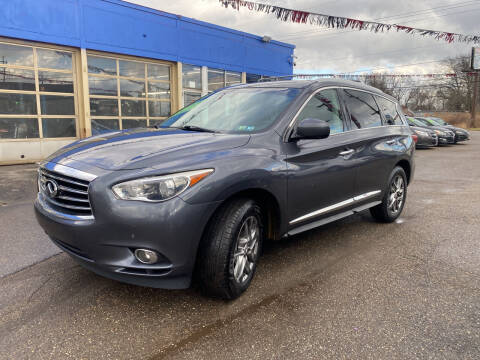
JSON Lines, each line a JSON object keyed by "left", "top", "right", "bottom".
{"left": 130, "top": 0, "right": 479, "bottom": 74}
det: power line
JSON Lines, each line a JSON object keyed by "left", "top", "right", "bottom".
{"left": 279, "top": 5, "right": 480, "bottom": 41}
{"left": 280, "top": 0, "right": 478, "bottom": 41}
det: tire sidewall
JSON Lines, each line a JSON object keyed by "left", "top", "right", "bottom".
{"left": 227, "top": 202, "right": 263, "bottom": 298}
{"left": 385, "top": 167, "right": 407, "bottom": 220}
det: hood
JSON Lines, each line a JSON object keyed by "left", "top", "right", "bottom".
{"left": 419, "top": 125, "right": 453, "bottom": 134}
{"left": 450, "top": 127, "right": 468, "bottom": 134}
{"left": 46, "top": 128, "right": 250, "bottom": 171}
{"left": 410, "top": 126, "right": 434, "bottom": 135}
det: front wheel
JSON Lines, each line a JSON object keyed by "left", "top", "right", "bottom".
{"left": 196, "top": 198, "right": 263, "bottom": 299}
{"left": 370, "top": 166, "right": 407, "bottom": 223}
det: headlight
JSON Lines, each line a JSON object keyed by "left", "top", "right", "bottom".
{"left": 434, "top": 130, "right": 446, "bottom": 136}
{"left": 416, "top": 130, "right": 428, "bottom": 136}
{"left": 112, "top": 169, "right": 214, "bottom": 202}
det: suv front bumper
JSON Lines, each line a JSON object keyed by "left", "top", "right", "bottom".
{"left": 35, "top": 192, "right": 220, "bottom": 289}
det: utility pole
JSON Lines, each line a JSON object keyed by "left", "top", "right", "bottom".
{"left": 472, "top": 72, "right": 479, "bottom": 128}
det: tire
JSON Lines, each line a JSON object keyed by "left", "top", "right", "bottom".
{"left": 370, "top": 166, "right": 407, "bottom": 223}
{"left": 196, "top": 198, "right": 264, "bottom": 300}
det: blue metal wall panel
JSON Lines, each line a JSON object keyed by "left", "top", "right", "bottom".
{"left": 0, "top": 0, "right": 294, "bottom": 76}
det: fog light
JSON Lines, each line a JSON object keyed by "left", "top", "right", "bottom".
{"left": 134, "top": 249, "right": 159, "bottom": 264}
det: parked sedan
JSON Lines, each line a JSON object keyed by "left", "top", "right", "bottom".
{"left": 426, "top": 117, "right": 470, "bottom": 143}
{"left": 405, "top": 117, "right": 438, "bottom": 148}
{"left": 35, "top": 79, "right": 415, "bottom": 299}
{"left": 413, "top": 117, "right": 455, "bottom": 145}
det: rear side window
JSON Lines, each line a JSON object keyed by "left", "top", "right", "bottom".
{"left": 296, "top": 89, "right": 344, "bottom": 134}
{"left": 376, "top": 96, "right": 403, "bottom": 125}
{"left": 343, "top": 89, "right": 382, "bottom": 129}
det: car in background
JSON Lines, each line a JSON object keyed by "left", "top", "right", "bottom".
{"left": 405, "top": 118, "right": 438, "bottom": 148}
{"left": 407, "top": 117, "right": 455, "bottom": 146}
{"left": 426, "top": 117, "right": 470, "bottom": 143}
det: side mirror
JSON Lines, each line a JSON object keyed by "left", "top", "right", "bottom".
{"left": 293, "top": 118, "right": 330, "bottom": 140}
{"left": 385, "top": 114, "right": 394, "bottom": 125}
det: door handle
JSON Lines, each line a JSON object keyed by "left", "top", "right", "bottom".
{"left": 339, "top": 149, "right": 354, "bottom": 156}
{"left": 386, "top": 139, "right": 396, "bottom": 145}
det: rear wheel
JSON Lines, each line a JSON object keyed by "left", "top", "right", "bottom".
{"left": 370, "top": 166, "right": 407, "bottom": 223}
{"left": 197, "top": 198, "right": 263, "bottom": 299}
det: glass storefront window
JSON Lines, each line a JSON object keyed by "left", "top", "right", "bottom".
{"left": 40, "top": 95, "right": 75, "bottom": 115}
{"left": 0, "top": 42, "right": 78, "bottom": 141}
{"left": 121, "top": 99, "right": 146, "bottom": 117}
{"left": 119, "top": 60, "right": 145, "bottom": 78}
{"left": 89, "top": 76, "right": 117, "bottom": 96}
{"left": 0, "top": 93, "right": 37, "bottom": 115}
{"left": 147, "top": 81, "right": 170, "bottom": 100}
{"left": 0, "top": 68, "right": 35, "bottom": 91}
{"left": 37, "top": 49, "right": 72, "bottom": 70}
{"left": 119, "top": 78, "right": 145, "bottom": 98}
{"left": 226, "top": 71, "right": 241, "bottom": 86}
{"left": 122, "top": 119, "right": 147, "bottom": 129}
{"left": 207, "top": 69, "right": 241, "bottom": 92}
{"left": 91, "top": 118, "right": 120, "bottom": 135}
{"left": 38, "top": 71, "right": 74, "bottom": 93}
{"left": 246, "top": 74, "right": 261, "bottom": 84}
{"left": 148, "top": 64, "right": 169, "bottom": 81}
{"left": 183, "top": 91, "right": 201, "bottom": 107}
{"left": 90, "top": 98, "right": 119, "bottom": 116}
{"left": 87, "top": 55, "right": 171, "bottom": 129}
{"left": 183, "top": 64, "right": 201, "bottom": 107}
{"left": 41, "top": 118, "right": 76, "bottom": 138}
{"left": 0, "top": 43, "right": 34, "bottom": 66}
{"left": 149, "top": 100, "right": 170, "bottom": 117}
{"left": 149, "top": 119, "right": 164, "bottom": 127}
{"left": 0, "top": 118, "right": 39, "bottom": 139}
{"left": 88, "top": 56, "right": 117, "bottom": 75}
{"left": 208, "top": 69, "right": 224, "bottom": 92}
{"left": 182, "top": 64, "right": 201, "bottom": 90}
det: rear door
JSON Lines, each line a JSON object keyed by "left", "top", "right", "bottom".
{"left": 340, "top": 89, "right": 406, "bottom": 200}
{"left": 285, "top": 88, "right": 357, "bottom": 228}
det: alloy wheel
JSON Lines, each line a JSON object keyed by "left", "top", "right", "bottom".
{"left": 232, "top": 216, "right": 259, "bottom": 284}
{"left": 388, "top": 175, "right": 405, "bottom": 214}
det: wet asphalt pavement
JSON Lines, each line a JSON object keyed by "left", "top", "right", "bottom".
{"left": 1, "top": 133, "right": 479, "bottom": 359}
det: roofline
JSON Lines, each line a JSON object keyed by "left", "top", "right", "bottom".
{"left": 117, "top": 0, "right": 295, "bottom": 49}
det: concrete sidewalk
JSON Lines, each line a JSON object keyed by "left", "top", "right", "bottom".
{"left": 0, "top": 164, "right": 60, "bottom": 277}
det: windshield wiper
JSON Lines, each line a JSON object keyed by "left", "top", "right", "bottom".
{"left": 181, "top": 125, "right": 217, "bottom": 133}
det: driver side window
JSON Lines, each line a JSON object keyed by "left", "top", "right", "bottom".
{"left": 296, "top": 89, "right": 344, "bottom": 135}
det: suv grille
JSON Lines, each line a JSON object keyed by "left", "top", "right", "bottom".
{"left": 38, "top": 168, "right": 92, "bottom": 217}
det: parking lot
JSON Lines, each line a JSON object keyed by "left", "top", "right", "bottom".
{"left": 1, "top": 133, "right": 479, "bottom": 359}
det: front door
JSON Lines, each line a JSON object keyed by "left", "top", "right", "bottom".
{"left": 285, "top": 88, "right": 357, "bottom": 229}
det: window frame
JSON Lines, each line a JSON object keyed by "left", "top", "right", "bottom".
{"left": 0, "top": 40, "right": 80, "bottom": 141}
{"left": 284, "top": 87, "right": 348, "bottom": 141}
{"left": 284, "top": 86, "right": 407, "bottom": 142}
{"left": 86, "top": 51, "right": 173, "bottom": 133}
{"left": 374, "top": 95, "right": 405, "bottom": 126}
{"left": 340, "top": 88, "right": 383, "bottom": 130}
{"left": 293, "top": 88, "right": 346, "bottom": 136}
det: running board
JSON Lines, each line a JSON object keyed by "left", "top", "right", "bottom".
{"left": 285, "top": 201, "right": 382, "bottom": 237}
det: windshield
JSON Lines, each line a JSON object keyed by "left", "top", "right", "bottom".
{"left": 429, "top": 117, "right": 446, "bottom": 125}
{"left": 424, "top": 118, "right": 442, "bottom": 126}
{"left": 407, "top": 117, "right": 428, "bottom": 127}
{"left": 415, "top": 117, "right": 434, "bottom": 126}
{"left": 159, "top": 88, "right": 301, "bottom": 133}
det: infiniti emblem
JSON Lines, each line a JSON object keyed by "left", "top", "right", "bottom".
{"left": 45, "top": 179, "right": 59, "bottom": 198}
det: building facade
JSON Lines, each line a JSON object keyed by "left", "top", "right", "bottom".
{"left": 0, "top": 0, "right": 294, "bottom": 164}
